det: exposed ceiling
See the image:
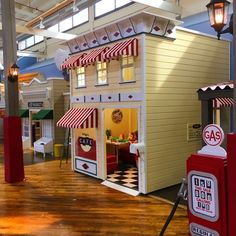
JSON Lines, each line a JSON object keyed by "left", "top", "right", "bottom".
{"left": 0, "top": 0, "right": 232, "bottom": 56}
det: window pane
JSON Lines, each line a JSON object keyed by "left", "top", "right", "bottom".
{"left": 25, "top": 36, "right": 34, "bottom": 47}
{"left": 78, "top": 74, "right": 85, "bottom": 87}
{"left": 98, "top": 70, "right": 107, "bottom": 84}
{"left": 18, "top": 40, "right": 26, "bottom": 50}
{"left": 116, "top": 0, "right": 131, "bottom": 8}
{"left": 35, "top": 35, "right": 44, "bottom": 44}
{"left": 77, "top": 67, "right": 84, "bottom": 74}
{"left": 122, "top": 56, "right": 128, "bottom": 65}
{"left": 122, "top": 67, "right": 133, "bottom": 81}
{"left": 127, "top": 56, "right": 134, "bottom": 64}
{"left": 73, "top": 8, "right": 88, "bottom": 26}
{"left": 59, "top": 17, "right": 73, "bottom": 32}
{"left": 95, "top": 0, "right": 115, "bottom": 17}
{"left": 48, "top": 24, "right": 59, "bottom": 32}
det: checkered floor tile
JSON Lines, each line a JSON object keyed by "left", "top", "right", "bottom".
{"left": 106, "top": 167, "right": 138, "bottom": 190}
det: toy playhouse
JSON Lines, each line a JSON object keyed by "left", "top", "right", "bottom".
{"left": 57, "top": 10, "right": 230, "bottom": 194}
{"left": 19, "top": 77, "right": 69, "bottom": 156}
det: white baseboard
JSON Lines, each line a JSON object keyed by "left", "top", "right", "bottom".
{"left": 102, "top": 180, "right": 139, "bottom": 196}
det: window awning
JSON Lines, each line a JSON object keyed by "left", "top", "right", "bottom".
{"left": 61, "top": 53, "right": 87, "bottom": 69}
{"left": 213, "top": 98, "right": 234, "bottom": 108}
{"left": 57, "top": 108, "right": 98, "bottom": 129}
{"left": 103, "top": 38, "right": 138, "bottom": 60}
{"left": 19, "top": 109, "right": 29, "bottom": 118}
{"left": 33, "top": 109, "right": 53, "bottom": 120}
{"left": 81, "top": 47, "right": 109, "bottom": 66}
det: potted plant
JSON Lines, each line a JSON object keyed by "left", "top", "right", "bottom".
{"left": 105, "top": 129, "right": 111, "bottom": 140}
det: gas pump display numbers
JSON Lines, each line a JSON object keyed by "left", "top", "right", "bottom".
{"left": 188, "top": 171, "right": 219, "bottom": 222}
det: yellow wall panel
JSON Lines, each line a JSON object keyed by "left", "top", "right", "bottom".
{"left": 145, "top": 29, "right": 230, "bottom": 193}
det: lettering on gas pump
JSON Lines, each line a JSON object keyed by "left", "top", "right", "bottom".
{"left": 188, "top": 171, "right": 219, "bottom": 222}
{"left": 190, "top": 223, "right": 219, "bottom": 236}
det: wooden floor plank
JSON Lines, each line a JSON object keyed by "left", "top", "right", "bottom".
{"left": 0, "top": 154, "right": 189, "bottom": 235}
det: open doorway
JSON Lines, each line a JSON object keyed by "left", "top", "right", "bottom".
{"left": 104, "top": 108, "right": 139, "bottom": 191}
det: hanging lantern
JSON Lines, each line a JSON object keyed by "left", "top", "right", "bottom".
{"left": 206, "top": 0, "right": 230, "bottom": 39}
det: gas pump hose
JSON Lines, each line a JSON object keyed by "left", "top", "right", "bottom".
{"left": 159, "top": 178, "right": 187, "bottom": 236}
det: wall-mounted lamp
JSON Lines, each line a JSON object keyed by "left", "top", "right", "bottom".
{"left": 8, "top": 63, "right": 19, "bottom": 82}
{"left": 206, "top": 0, "right": 232, "bottom": 40}
{"left": 39, "top": 17, "right": 45, "bottom": 29}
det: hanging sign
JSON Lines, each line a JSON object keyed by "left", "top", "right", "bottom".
{"left": 28, "top": 101, "right": 43, "bottom": 108}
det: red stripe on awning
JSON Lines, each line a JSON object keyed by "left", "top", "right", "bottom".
{"left": 103, "top": 38, "right": 138, "bottom": 60}
{"left": 81, "top": 47, "right": 109, "bottom": 66}
{"left": 61, "top": 53, "right": 87, "bottom": 69}
{"left": 213, "top": 98, "right": 234, "bottom": 108}
{"left": 57, "top": 108, "right": 98, "bottom": 129}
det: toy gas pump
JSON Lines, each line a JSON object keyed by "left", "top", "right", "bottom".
{"left": 160, "top": 124, "right": 230, "bottom": 236}
{"left": 187, "top": 124, "right": 228, "bottom": 236}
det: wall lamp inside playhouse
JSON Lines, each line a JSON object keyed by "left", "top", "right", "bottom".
{"left": 206, "top": 0, "right": 232, "bottom": 40}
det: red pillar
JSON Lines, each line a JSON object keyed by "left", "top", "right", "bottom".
{"left": 3, "top": 117, "right": 24, "bottom": 182}
{"left": 227, "top": 133, "right": 236, "bottom": 235}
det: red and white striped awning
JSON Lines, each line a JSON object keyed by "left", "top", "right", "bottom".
{"left": 57, "top": 108, "right": 98, "bottom": 129}
{"left": 81, "top": 47, "right": 109, "bottom": 65}
{"left": 61, "top": 53, "right": 87, "bottom": 69}
{"left": 103, "top": 38, "right": 138, "bottom": 60}
{"left": 213, "top": 98, "right": 234, "bottom": 108}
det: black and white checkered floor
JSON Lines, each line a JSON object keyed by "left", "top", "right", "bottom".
{"left": 106, "top": 167, "right": 138, "bottom": 190}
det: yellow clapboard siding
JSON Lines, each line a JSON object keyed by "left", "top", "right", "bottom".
{"left": 146, "top": 54, "right": 229, "bottom": 71}
{"left": 147, "top": 31, "right": 229, "bottom": 51}
{"left": 145, "top": 29, "right": 229, "bottom": 192}
{"left": 146, "top": 47, "right": 229, "bottom": 62}
{"left": 145, "top": 41, "right": 228, "bottom": 60}
{"left": 145, "top": 67, "right": 228, "bottom": 79}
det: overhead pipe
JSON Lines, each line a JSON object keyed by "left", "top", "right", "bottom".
{"left": 25, "top": 0, "right": 74, "bottom": 28}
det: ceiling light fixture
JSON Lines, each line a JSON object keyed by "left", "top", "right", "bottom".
{"left": 72, "top": 0, "right": 79, "bottom": 12}
{"left": 39, "top": 17, "right": 45, "bottom": 29}
{"left": 206, "top": 0, "right": 231, "bottom": 40}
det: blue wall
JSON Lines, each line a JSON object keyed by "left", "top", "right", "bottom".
{"left": 182, "top": 9, "right": 233, "bottom": 81}
{"left": 17, "top": 57, "right": 37, "bottom": 70}
{"left": 20, "top": 58, "right": 63, "bottom": 78}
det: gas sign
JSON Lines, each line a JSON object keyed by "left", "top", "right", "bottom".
{"left": 203, "top": 124, "right": 224, "bottom": 146}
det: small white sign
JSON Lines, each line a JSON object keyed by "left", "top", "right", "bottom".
{"left": 188, "top": 171, "right": 219, "bottom": 222}
{"left": 190, "top": 223, "right": 219, "bottom": 236}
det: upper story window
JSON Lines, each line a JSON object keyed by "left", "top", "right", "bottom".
{"left": 96, "top": 62, "right": 107, "bottom": 85}
{"left": 25, "top": 36, "right": 35, "bottom": 48}
{"left": 121, "top": 55, "right": 134, "bottom": 82}
{"left": 35, "top": 35, "right": 44, "bottom": 44}
{"left": 18, "top": 40, "right": 26, "bottom": 50}
{"left": 73, "top": 8, "right": 89, "bottom": 27}
{"left": 48, "top": 24, "right": 59, "bottom": 32}
{"left": 77, "top": 67, "right": 86, "bottom": 88}
{"left": 95, "top": 0, "right": 132, "bottom": 17}
{"left": 59, "top": 17, "right": 73, "bottom": 32}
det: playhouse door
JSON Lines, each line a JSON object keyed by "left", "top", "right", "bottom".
{"left": 104, "top": 108, "right": 139, "bottom": 193}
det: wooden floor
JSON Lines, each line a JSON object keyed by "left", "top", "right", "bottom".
{"left": 0, "top": 155, "right": 189, "bottom": 235}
